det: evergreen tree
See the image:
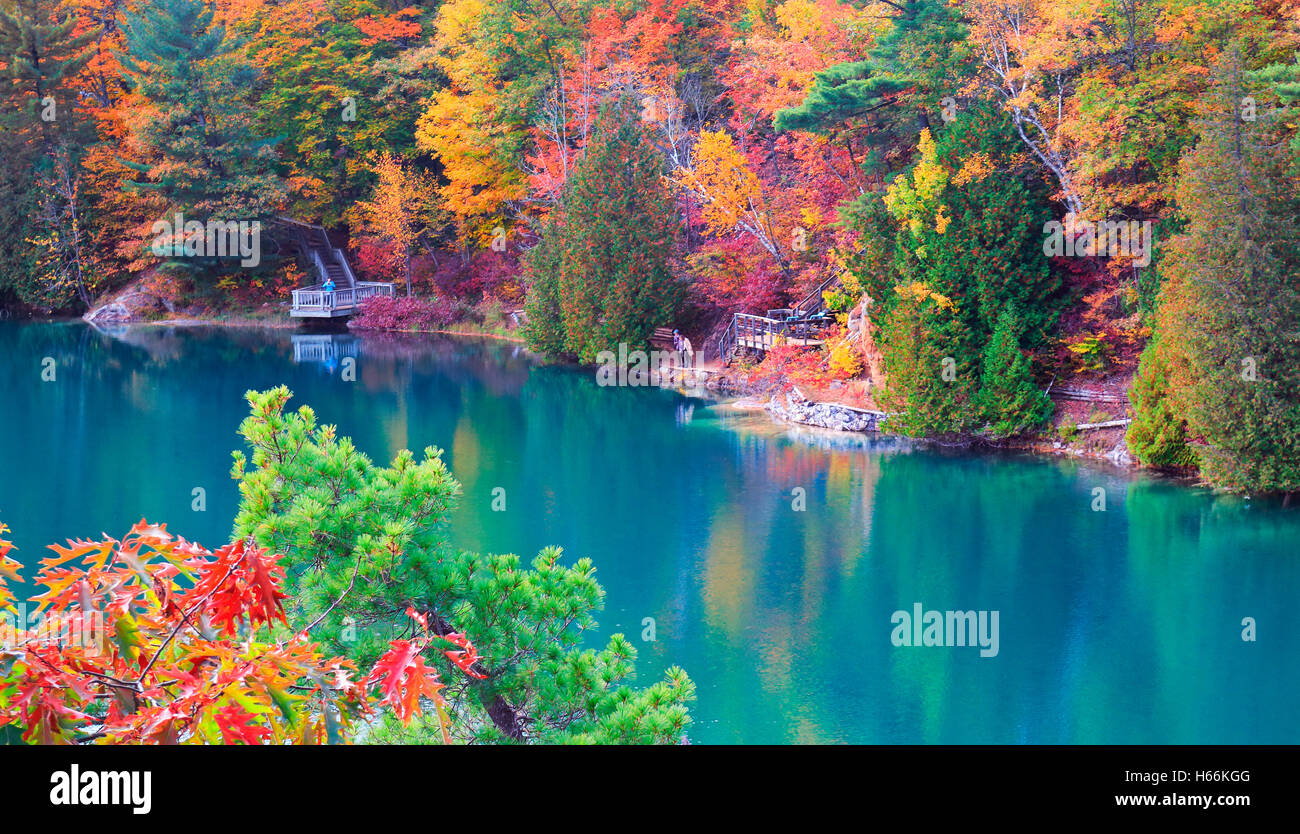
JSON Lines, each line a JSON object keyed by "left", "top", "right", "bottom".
{"left": 231, "top": 387, "right": 694, "bottom": 744}
{"left": 0, "top": 0, "right": 96, "bottom": 308}
{"left": 874, "top": 108, "right": 1059, "bottom": 436}
{"left": 1253, "top": 54, "right": 1300, "bottom": 153}
{"left": 875, "top": 287, "right": 981, "bottom": 437}
{"left": 913, "top": 109, "right": 1060, "bottom": 343}
{"left": 524, "top": 98, "right": 682, "bottom": 363}
{"left": 121, "top": 0, "right": 284, "bottom": 231}
{"left": 979, "top": 308, "right": 1053, "bottom": 438}
{"left": 837, "top": 186, "right": 899, "bottom": 305}
{"left": 1126, "top": 335, "right": 1197, "bottom": 469}
{"left": 520, "top": 216, "right": 567, "bottom": 355}
{"left": 774, "top": 0, "right": 968, "bottom": 153}
{"left": 0, "top": 0, "right": 95, "bottom": 151}
{"left": 1158, "top": 47, "right": 1300, "bottom": 493}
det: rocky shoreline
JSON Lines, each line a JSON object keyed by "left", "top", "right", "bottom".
{"left": 688, "top": 367, "right": 1139, "bottom": 472}
{"left": 765, "top": 387, "right": 887, "bottom": 433}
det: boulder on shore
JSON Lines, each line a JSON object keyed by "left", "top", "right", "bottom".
{"left": 766, "top": 388, "right": 886, "bottom": 433}
{"left": 83, "top": 278, "right": 175, "bottom": 324}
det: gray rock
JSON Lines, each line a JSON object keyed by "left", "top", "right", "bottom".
{"left": 765, "top": 388, "right": 886, "bottom": 433}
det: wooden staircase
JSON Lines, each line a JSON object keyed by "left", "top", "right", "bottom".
{"left": 307, "top": 227, "right": 351, "bottom": 291}
{"left": 279, "top": 217, "right": 394, "bottom": 319}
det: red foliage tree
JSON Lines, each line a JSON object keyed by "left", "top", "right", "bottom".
{"left": 0, "top": 520, "right": 481, "bottom": 744}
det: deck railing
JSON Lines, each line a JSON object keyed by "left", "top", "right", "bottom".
{"left": 708, "top": 270, "right": 844, "bottom": 364}
{"left": 280, "top": 216, "right": 396, "bottom": 317}
{"left": 290, "top": 282, "right": 394, "bottom": 314}
{"left": 735, "top": 313, "right": 824, "bottom": 344}
{"left": 710, "top": 312, "right": 831, "bottom": 363}
{"left": 292, "top": 335, "right": 361, "bottom": 363}
{"left": 310, "top": 249, "right": 330, "bottom": 286}
{"left": 793, "top": 269, "right": 844, "bottom": 316}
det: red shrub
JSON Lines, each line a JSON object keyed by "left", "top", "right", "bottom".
{"left": 748, "top": 344, "right": 829, "bottom": 389}
{"left": 349, "top": 294, "right": 459, "bottom": 332}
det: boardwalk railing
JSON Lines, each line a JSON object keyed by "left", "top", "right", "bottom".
{"left": 707, "top": 270, "right": 845, "bottom": 364}
{"left": 709, "top": 312, "right": 830, "bottom": 363}
{"left": 1049, "top": 386, "right": 1131, "bottom": 405}
{"left": 290, "top": 282, "right": 394, "bottom": 315}
{"left": 292, "top": 334, "right": 361, "bottom": 363}
{"left": 279, "top": 215, "right": 395, "bottom": 318}
{"left": 730, "top": 313, "right": 828, "bottom": 355}
{"left": 792, "top": 270, "right": 843, "bottom": 317}
{"left": 310, "top": 249, "right": 330, "bottom": 285}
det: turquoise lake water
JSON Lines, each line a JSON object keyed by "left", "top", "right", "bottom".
{"left": 2, "top": 321, "right": 1296, "bottom": 743}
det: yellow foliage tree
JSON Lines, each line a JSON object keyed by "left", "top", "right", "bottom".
{"left": 415, "top": 0, "right": 529, "bottom": 243}
{"left": 676, "top": 129, "right": 789, "bottom": 271}
{"left": 354, "top": 153, "right": 440, "bottom": 297}
{"left": 883, "top": 129, "right": 951, "bottom": 257}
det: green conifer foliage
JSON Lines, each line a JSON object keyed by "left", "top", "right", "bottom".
{"left": 524, "top": 99, "right": 682, "bottom": 363}
{"left": 1126, "top": 336, "right": 1197, "bottom": 468}
{"left": 1157, "top": 48, "right": 1300, "bottom": 493}
{"left": 0, "top": 0, "right": 94, "bottom": 145}
{"left": 979, "top": 309, "right": 1054, "bottom": 438}
{"left": 0, "top": 0, "right": 96, "bottom": 305}
{"left": 1253, "top": 53, "right": 1300, "bottom": 153}
{"left": 875, "top": 291, "right": 981, "bottom": 437}
{"left": 231, "top": 387, "right": 694, "bottom": 744}
{"left": 873, "top": 108, "right": 1058, "bottom": 437}
{"left": 121, "top": 0, "right": 285, "bottom": 224}
{"left": 774, "top": 0, "right": 968, "bottom": 151}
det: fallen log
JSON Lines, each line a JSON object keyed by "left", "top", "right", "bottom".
{"left": 1050, "top": 386, "right": 1130, "bottom": 404}
{"left": 1074, "top": 419, "right": 1132, "bottom": 430}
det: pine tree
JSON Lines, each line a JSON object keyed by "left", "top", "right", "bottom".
{"left": 774, "top": 0, "right": 967, "bottom": 147}
{"left": 0, "top": 0, "right": 95, "bottom": 150}
{"left": 1253, "top": 54, "right": 1300, "bottom": 154}
{"left": 0, "top": 0, "right": 97, "bottom": 308}
{"left": 524, "top": 98, "right": 682, "bottom": 363}
{"left": 231, "top": 387, "right": 694, "bottom": 744}
{"left": 1157, "top": 47, "right": 1300, "bottom": 493}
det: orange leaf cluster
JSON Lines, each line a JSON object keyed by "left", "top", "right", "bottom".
{"left": 0, "top": 521, "right": 486, "bottom": 745}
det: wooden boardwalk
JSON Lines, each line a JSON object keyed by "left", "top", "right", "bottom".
{"left": 709, "top": 272, "right": 841, "bottom": 364}
{"left": 734, "top": 315, "right": 825, "bottom": 352}
{"left": 280, "top": 218, "right": 395, "bottom": 318}
{"left": 714, "top": 310, "right": 830, "bottom": 362}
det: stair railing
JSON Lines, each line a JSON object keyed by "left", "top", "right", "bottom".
{"left": 792, "top": 270, "right": 842, "bottom": 316}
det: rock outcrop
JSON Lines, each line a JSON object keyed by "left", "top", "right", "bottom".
{"left": 766, "top": 387, "right": 886, "bottom": 432}
{"left": 83, "top": 273, "right": 177, "bottom": 325}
